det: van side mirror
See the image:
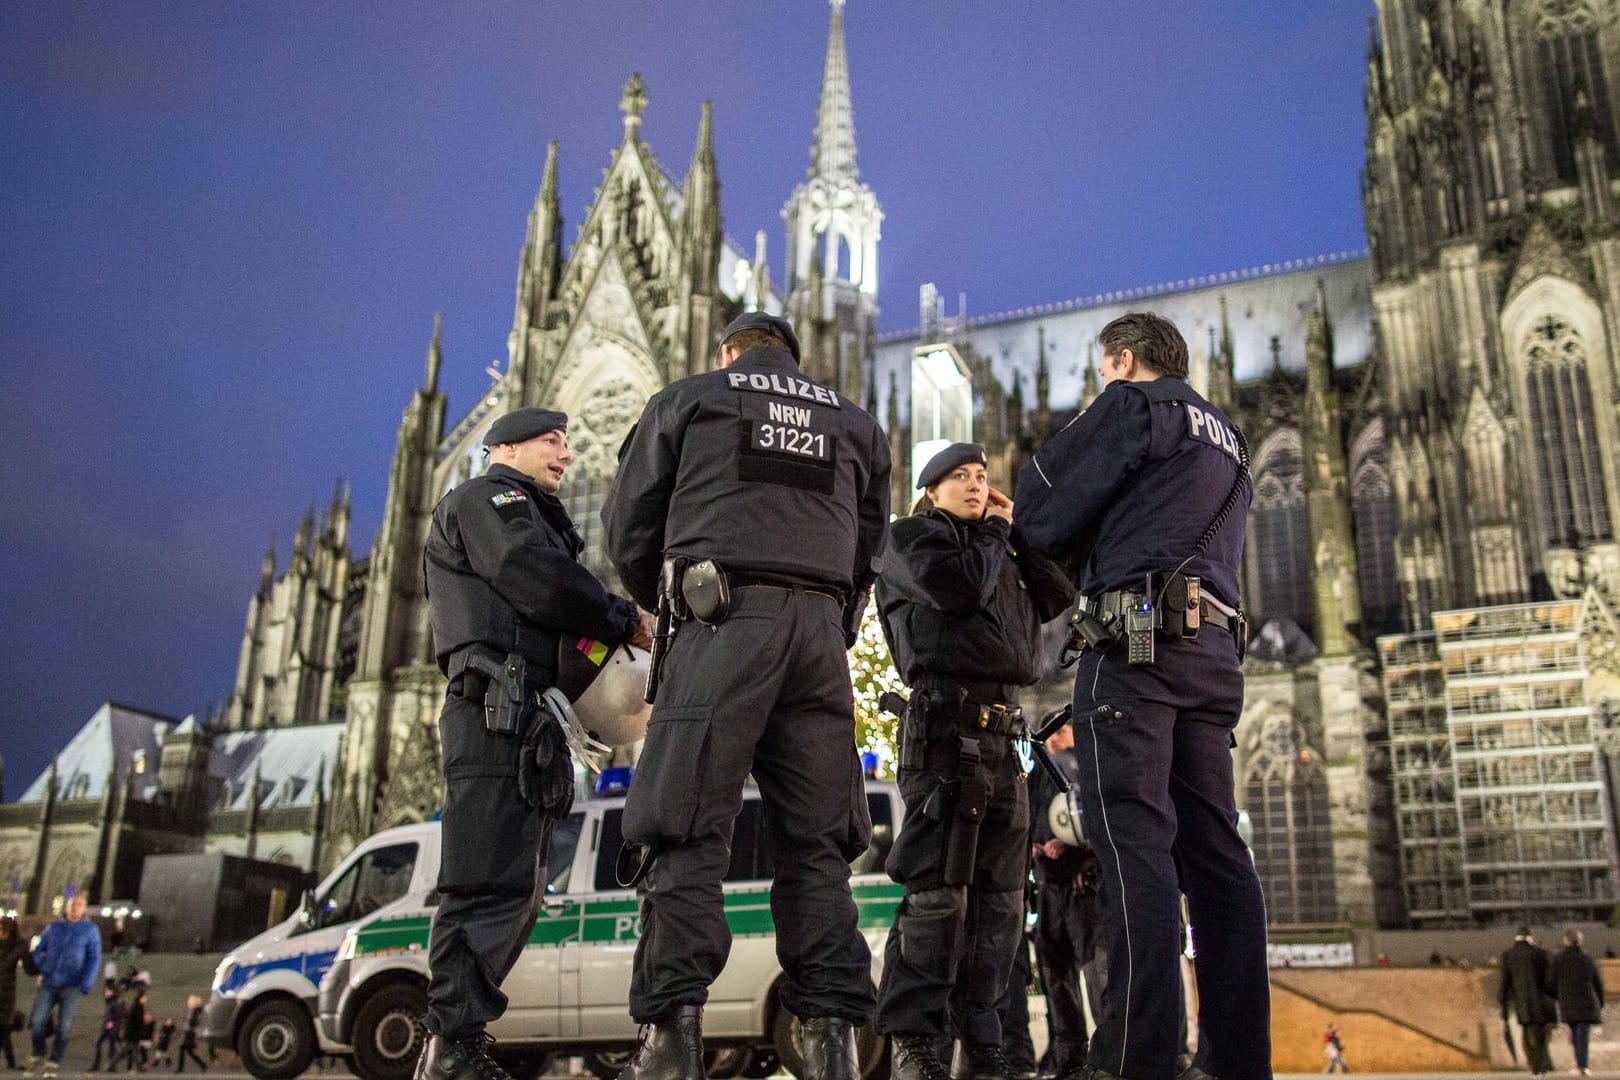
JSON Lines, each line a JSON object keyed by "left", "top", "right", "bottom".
{"left": 298, "top": 889, "right": 318, "bottom": 927}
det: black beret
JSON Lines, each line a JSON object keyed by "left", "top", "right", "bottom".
{"left": 917, "top": 442, "right": 988, "bottom": 489}
{"left": 484, "top": 407, "right": 568, "bottom": 447}
{"left": 720, "top": 311, "right": 801, "bottom": 364}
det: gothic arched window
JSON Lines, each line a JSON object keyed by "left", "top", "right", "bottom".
{"left": 1247, "top": 429, "right": 1314, "bottom": 636}
{"left": 1351, "top": 419, "right": 1401, "bottom": 637}
{"left": 1523, "top": 315, "right": 1612, "bottom": 545}
{"left": 1244, "top": 712, "right": 1337, "bottom": 925}
{"left": 1534, "top": 0, "right": 1617, "bottom": 180}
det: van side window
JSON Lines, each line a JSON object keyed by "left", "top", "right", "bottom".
{"left": 595, "top": 810, "right": 627, "bottom": 892}
{"left": 308, "top": 842, "right": 417, "bottom": 932}
{"left": 548, "top": 812, "right": 585, "bottom": 893}
{"left": 593, "top": 805, "right": 774, "bottom": 890}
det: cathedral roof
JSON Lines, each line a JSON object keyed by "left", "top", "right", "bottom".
{"left": 15, "top": 702, "right": 178, "bottom": 803}
{"left": 210, "top": 724, "right": 343, "bottom": 810}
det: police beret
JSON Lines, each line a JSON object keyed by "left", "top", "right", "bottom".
{"left": 720, "top": 311, "right": 801, "bottom": 364}
{"left": 483, "top": 407, "right": 568, "bottom": 447}
{"left": 917, "top": 442, "right": 988, "bottom": 489}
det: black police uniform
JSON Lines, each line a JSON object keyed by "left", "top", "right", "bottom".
{"left": 602, "top": 340, "right": 892, "bottom": 1033}
{"left": 1016, "top": 376, "right": 1269, "bottom": 1080}
{"left": 423, "top": 455, "right": 640, "bottom": 1047}
{"left": 1027, "top": 745, "right": 1100, "bottom": 1077}
{"left": 873, "top": 499, "right": 1071, "bottom": 1065}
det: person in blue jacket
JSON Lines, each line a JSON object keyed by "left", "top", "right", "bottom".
{"left": 28, "top": 893, "right": 102, "bottom": 1076}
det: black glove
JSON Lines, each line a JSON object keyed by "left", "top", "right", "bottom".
{"left": 842, "top": 588, "right": 871, "bottom": 650}
{"left": 517, "top": 712, "right": 575, "bottom": 818}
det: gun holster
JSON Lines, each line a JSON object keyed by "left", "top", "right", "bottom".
{"left": 899, "top": 690, "right": 936, "bottom": 771}
{"left": 464, "top": 651, "right": 532, "bottom": 735}
{"left": 942, "top": 736, "right": 987, "bottom": 886}
{"left": 680, "top": 558, "right": 731, "bottom": 624}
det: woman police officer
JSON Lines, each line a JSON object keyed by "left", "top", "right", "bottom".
{"left": 873, "top": 443, "right": 1072, "bottom": 1080}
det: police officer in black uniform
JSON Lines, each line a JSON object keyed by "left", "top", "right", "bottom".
{"left": 417, "top": 408, "right": 652, "bottom": 1080}
{"left": 1015, "top": 312, "right": 1268, "bottom": 1080}
{"left": 874, "top": 443, "right": 1072, "bottom": 1080}
{"left": 602, "top": 312, "right": 891, "bottom": 1080}
{"left": 1027, "top": 723, "right": 1100, "bottom": 1079}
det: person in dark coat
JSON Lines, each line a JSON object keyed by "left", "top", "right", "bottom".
{"left": 1550, "top": 929, "right": 1604, "bottom": 1076}
{"left": 0, "top": 916, "right": 32, "bottom": 1070}
{"left": 1498, "top": 927, "right": 1557, "bottom": 1075}
{"left": 872, "top": 443, "right": 1073, "bottom": 1080}
{"left": 87, "top": 986, "right": 124, "bottom": 1071}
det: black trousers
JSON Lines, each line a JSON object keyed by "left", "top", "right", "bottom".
{"left": 875, "top": 711, "right": 1029, "bottom": 1046}
{"left": 1069, "top": 630, "right": 1270, "bottom": 1080}
{"left": 1034, "top": 880, "right": 1097, "bottom": 1073}
{"left": 998, "top": 925, "right": 1037, "bottom": 1072}
{"left": 625, "top": 587, "right": 874, "bottom": 1024}
{"left": 425, "top": 694, "right": 554, "bottom": 1040}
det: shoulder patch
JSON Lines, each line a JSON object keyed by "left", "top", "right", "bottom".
{"left": 490, "top": 490, "right": 528, "bottom": 507}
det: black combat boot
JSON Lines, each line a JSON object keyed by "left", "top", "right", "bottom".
{"left": 1175, "top": 1066, "right": 1219, "bottom": 1080}
{"left": 891, "top": 1033, "right": 951, "bottom": 1080}
{"left": 794, "top": 1017, "right": 860, "bottom": 1080}
{"left": 414, "top": 1032, "right": 514, "bottom": 1080}
{"left": 617, "top": 1005, "right": 705, "bottom": 1080}
{"left": 951, "top": 1042, "right": 1012, "bottom": 1080}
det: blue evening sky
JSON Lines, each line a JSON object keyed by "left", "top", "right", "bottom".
{"left": 0, "top": 2, "right": 1372, "bottom": 792}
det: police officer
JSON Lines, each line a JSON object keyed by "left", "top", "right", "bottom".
{"left": 603, "top": 312, "right": 891, "bottom": 1080}
{"left": 1027, "top": 723, "right": 1101, "bottom": 1078}
{"left": 417, "top": 408, "right": 651, "bottom": 1080}
{"left": 874, "top": 443, "right": 1072, "bottom": 1080}
{"left": 1015, "top": 313, "right": 1269, "bottom": 1080}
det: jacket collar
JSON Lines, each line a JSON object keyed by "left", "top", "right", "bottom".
{"left": 728, "top": 346, "right": 799, "bottom": 371}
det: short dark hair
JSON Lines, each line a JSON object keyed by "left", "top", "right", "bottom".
{"left": 1098, "top": 312, "right": 1189, "bottom": 378}
{"left": 723, "top": 327, "right": 790, "bottom": 355}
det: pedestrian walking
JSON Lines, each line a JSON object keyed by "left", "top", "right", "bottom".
{"left": 1321, "top": 1023, "right": 1348, "bottom": 1073}
{"left": 1550, "top": 930, "right": 1603, "bottom": 1077}
{"left": 176, "top": 997, "right": 207, "bottom": 1073}
{"left": 0, "top": 917, "right": 33, "bottom": 1071}
{"left": 28, "top": 894, "right": 102, "bottom": 1076}
{"left": 1498, "top": 927, "right": 1557, "bottom": 1076}
{"left": 87, "top": 986, "right": 124, "bottom": 1071}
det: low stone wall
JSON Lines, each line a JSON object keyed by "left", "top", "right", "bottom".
{"left": 1267, "top": 963, "right": 1620, "bottom": 1073}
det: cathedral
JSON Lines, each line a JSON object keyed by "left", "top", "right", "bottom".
{"left": 8, "top": 1, "right": 1620, "bottom": 934}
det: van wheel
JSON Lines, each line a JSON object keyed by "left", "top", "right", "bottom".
{"left": 236, "top": 997, "right": 317, "bottom": 1080}
{"left": 583, "top": 1049, "right": 634, "bottom": 1080}
{"left": 742, "top": 1048, "right": 780, "bottom": 1078}
{"left": 352, "top": 983, "right": 427, "bottom": 1080}
{"left": 771, "top": 1011, "right": 886, "bottom": 1080}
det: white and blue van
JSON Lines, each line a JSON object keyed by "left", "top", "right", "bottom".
{"left": 200, "top": 821, "right": 439, "bottom": 1079}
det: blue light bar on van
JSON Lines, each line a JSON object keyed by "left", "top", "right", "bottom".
{"left": 596, "top": 767, "right": 634, "bottom": 797}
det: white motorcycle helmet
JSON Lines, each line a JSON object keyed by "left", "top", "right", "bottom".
{"left": 540, "top": 638, "right": 652, "bottom": 774}
{"left": 1047, "top": 791, "right": 1084, "bottom": 847}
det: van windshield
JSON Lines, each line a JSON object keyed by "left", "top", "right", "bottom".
{"left": 309, "top": 842, "right": 417, "bottom": 932}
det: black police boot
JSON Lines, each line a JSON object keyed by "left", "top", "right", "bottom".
{"left": 951, "top": 1042, "right": 1012, "bottom": 1080}
{"left": 617, "top": 1005, "right": 706, "bottom": 1080}
{"left": 1039, "top": 1039, "right": 1088, "bottom": 1080}
{"left": 1175, "top": 1067, "right": 1219, "bottom": 1080}
{"left": 794, "top": 1017, "right": 860, "bottom": 1080}
{"left": 413, "top": 1032, "right": 515, "bottom": 1080}
{"left": 891, "top": 1033, "right": 951, "bottom": 1080}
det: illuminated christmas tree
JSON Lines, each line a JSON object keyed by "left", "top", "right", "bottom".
{"left": 849, "top": 601, "right": 904, "bottom": 777}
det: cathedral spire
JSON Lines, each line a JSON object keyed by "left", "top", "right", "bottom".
{"left": 621, "top": 72, "right": 648, "bottom": 141}
{"left": 809, "top": 0, "right": 858, "bottom": 182}
{"left": 424, "top": 312, "right": 442, "bottom": 393}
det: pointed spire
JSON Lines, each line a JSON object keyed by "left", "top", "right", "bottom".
{"left": 886, "top": 368, "right": 901, "bottom": 433}
{"left": 620, "top": 72, "right": 648, "bottom": 139}
{"left": 260, "top": 535, "right": 276, "bottom": 592}
{"left": 809, "top": 0, "right": 859, "bottom": 182}
{"left": 1082, "top": 343, "right": 1100, "bottom": 404}
{"left": 424, "top": 312, "right": 442, "bottom": 393}
{"left": 295, "top": 503, "right": 314, "bottom": 561}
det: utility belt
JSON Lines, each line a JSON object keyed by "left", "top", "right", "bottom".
{"left": 643, "top": 556, "right": 850, "bottom": 704}
{"left": 1061, "top": 572, "right": 1247, "bottom": 667}
{"left": 910, "top": 679, "right": 1024, "bottom": 737}
{"left": 447, "top": 646, "right": 574, "bottom": 817}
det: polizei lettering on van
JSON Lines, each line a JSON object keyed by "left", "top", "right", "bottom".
{"left": 726, "top": 371, "right": 841, "bottom": 408}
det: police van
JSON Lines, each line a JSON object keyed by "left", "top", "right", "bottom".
{"left": 200, "top": 821, "right": 438, "bottom": 1079}
{"left": 318, "top": 781, "right": 905, "bottom": 1080}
